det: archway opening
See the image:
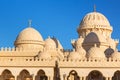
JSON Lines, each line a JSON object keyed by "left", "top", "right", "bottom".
{"left": 112, "top": 70, "right": 120, "bottom": 80}
{"left": 35, "top": 70, "right": 48, "bottom": 80}
{"left": 87, "top": 70, "right": 105, "bottom": 80}
{"left": 17, "top": 69, "right": 32, "bottom": 80}
{"left": 67, "top": 70, "right": 79, "bottom": 80}
{"left": 0, "top": 69, "right": 14, "bottom": 80}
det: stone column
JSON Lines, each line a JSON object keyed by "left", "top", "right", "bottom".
{"left": 32, "top": 75, "right": 35, "bottom": 80}
{"left": 109, "top": 77, "right": 112, "bottom": 80}
{"left": 83, "top": 76, "right": 86, "bottom": 80}
{"left": 50, "top": 75, "right": 53, "bottom": 80}
{"left": 63, "top": 74, "right": 67, "bottom": 80}
{"left": 105, "top": 77, "right": 109, "bottom": 80}
{"left": 80, "top": 77, "right": 83, "bottom": 80}
{"left": 48, "top": 76, "right": 50, "bottom": 80}
{"left": 14, "top": 75, "right": 18, "bottom": 80}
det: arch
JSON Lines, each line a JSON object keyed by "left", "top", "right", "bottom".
{"left": 17, "top": 69, "right": 32, "bottom": 80}
{"left": 35, "top": 69, "right": 48, "bottom": 80}
{"left": 87, "top": 70, "right": 105, "bottom": 80}
{"left": 112, "top": 70, "right": 120, "bottom": 80}
{"left": 67, "top": 70, "right": 79, "bottom": 80}
{"left": 0, "top": 69, "right": 14, "bottom": 80}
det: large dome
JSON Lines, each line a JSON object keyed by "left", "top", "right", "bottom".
{"left": 14, "top": 27, "right": 44, "bottom": 48}
{"left": 79, "top": 12, "right": 111, "bottom": 29}
{"left": 77, "top": 11, "right": 113, "bottom": 38}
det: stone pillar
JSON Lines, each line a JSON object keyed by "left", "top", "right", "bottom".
{"left": 50, "top": 75, "right": 53, "bottom": 80}
{"left": 14, "top": 75, "right": 18, "bottom": 80}
{"left": 63, "top": 74, "right": 67, "bottom": 80}
{"left": 105, "top": 77, "right": 109, "bottom": 80}
{"left": 83, "top": 76, "right": 86, "bottom": 80}
{"left": 109, "top": 77, "right": 112, "bottom": 80}
{"left": 32, "top": 75, "right": 35, "bottom": 80}
{"left": 80, "top": 77, "right": 82, "bottom": 80}
{"left": 47, "top": 76, "right": 50, "bottom": 80}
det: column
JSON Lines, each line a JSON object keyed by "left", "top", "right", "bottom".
{"left": 14, "top": 75, "right": 17, "bottom": 80}
{"left": 109, "top": 77, "right": 112, "bottom": 80}
{"left": 83, "top": 76, "right": 86, "bottom": 80}
{"left": 63, "top": 74, "right": 67, "bottom": 80}
{"left": 105, "top": 77, "right": 109, "bottom": 80}
{"left": 32, "top": 75, "right": 35, "bottom": 80}
{"left": 50, "top": 75, "right": 53, "bottom": 80}
{"left": 80, "top": 77, "right": 82, "bottom": 80}
{"left": 48, "top": 76, "right": 51, "bottom": 80}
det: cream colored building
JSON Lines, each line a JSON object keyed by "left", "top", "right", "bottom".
{"left": 0, "top": 9, "right": 120, "bottom": 80}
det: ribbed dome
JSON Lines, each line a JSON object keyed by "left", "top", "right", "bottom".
{"left": 77, "top": 11, "right": 113, "bottom": 38}
{"left": 14, "top": 27, "right": 44, "bottom": 48}
{"left": 87, "top": 44, "right": 106, "bottom": 59}
{"left": 79, "top": 12, "right": 111, "bottom": 29}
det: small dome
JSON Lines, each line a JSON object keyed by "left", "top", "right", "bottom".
{"left": 111, "top": 50, "right": 120, "bottom": 59}
{"left": 52, "top": 37, "right": 63, "bottom": 49}
{"left": 84, "top": 32, "right": 106, "bottom": 44}
{"left": 87, "top": 44, "right": 106, "bottom": 59}
{"left": 79, "top": 12, "right": 111, "bottom": 29}
{"left": 45, "top": 37, "right": 56, "bottom": 50}
{"left": 45, "top": 37, "right": 63, "bottom": 50}
{"left": 104, "top": 47, "right": 114, "bottom": 58}
{"left": 15, "top": 27, "right": 44, "bottom": 46}
{"left": 69, "top": 49, "right": 85, "bottom": 60}
{"left": 39, "top": 51, "right": 51, "bottom": 59}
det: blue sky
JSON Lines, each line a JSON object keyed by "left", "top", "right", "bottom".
{"left": 0, "top": 0, "right": 120, "bottom": 49}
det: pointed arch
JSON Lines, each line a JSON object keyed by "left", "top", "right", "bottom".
{"left": 17, "top": 69, "right": 32, "bottom": 80}
{"left": 87, "top": 70, "right": 105, "bottom": 80}
{"left": 35, "top": 69, "right": 48, "bottom": 80}
{"left": 67, "top": 70, "right": 79, "bottom": 80}
{"left": 0, "top": 69, "right": 14, "bottom": 80}
{"left": 112, "top": 70, "right": 120, "bottom": 80}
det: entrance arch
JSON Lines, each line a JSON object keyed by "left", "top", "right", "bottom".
{"left": 87, "top": 70, "right": 105, "bottom": 80}
{"left": 0, "top": 69, "right": 14, "bottom": 80}
{"left": 67, "top": 70, "right": 79, "bottom": 80}
{"left": 35, "top": 70, "right": 48, "bottom": 80}
{"left": 17, "top": 69, "right": 32, "bottom": 80}
{"left": 112, "top": 70, "right": 120, "bottom": 80}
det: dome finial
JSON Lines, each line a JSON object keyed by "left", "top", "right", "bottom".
{"left": 94, "top": 5, "right": 96, "bottom": 12}
{"left": 28, "top": 20, "right": 32, "bottom": 27}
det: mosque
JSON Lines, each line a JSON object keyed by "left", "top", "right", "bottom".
{"left": 0, "top": 8, "right": 120, "bottom": 80}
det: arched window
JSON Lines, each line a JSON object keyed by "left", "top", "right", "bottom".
{"left": 17, "top": 69, "right": 32, "bottom": 80}
{"left": 35, "top": 70, "right": 48, "bottom": 80}
{"left": 112, "top": 70, "right": 120, "bottom": 80}
{"left": 87, "top": 70, "right": 105, "bottom": 80}
{"left": 0, "top": 69, "right": 14, "bottom": 80}
{"left": 67, "top": 70, "right": 79, "bottom": 80}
